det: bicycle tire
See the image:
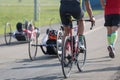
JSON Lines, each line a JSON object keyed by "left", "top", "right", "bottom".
{"left": 57, "top": 29, "right": 63, "bottom": 61}
{"left": 4, "top": 23, "right": 12, "bottom": 45}
{"left": 28, "top": 32, "right": 38, "bottom": 61}
{"left": 76, "top": 35, "right": 86, "bottom": 72}
{"left": 61, "top": 36, "right": 73, "bottom": 78}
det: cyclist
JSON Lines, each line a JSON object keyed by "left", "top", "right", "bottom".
{"left": 26, "top": 22, "right": 40, "bottom": 38}
{"left": 100, "top": 0, "right": 120, "bottom": 58}
{"left": 14, "top": 22, "right": 40, "bottom": 40}
{"left": 13, "top": 22, "right": 27, "bottom": 41}
{"left": 59, "top": 0, "right": 95, "bottom": 51}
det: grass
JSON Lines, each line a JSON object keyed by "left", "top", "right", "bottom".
{"left": 0, "top": 0, "right": 102, "bottom": 35}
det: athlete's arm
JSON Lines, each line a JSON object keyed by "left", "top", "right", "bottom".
{"left": 84, "top": 0, "right": 95, "bottom": 22}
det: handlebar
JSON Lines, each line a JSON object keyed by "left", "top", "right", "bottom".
{"left": 60, "top": 19, "right": 95, "bottom": 31}
{"left": 72, "top": 19, "right": 95, "bottom": 30}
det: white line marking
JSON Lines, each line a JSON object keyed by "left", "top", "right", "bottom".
{"left": 85, "top": 26, "right": 104, "bottom": 35}
{"left": 85, "top": 17, "right": 104, "bottom": 35}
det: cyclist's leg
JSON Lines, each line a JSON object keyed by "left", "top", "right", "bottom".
{"left": 77, "top": 19, "right": 86, "bottom": 50}
{"left": 77, "top": 18, "right": 84, "bottom": 35}
{"left": 71, "top": 5, "right": 85, "bottom": 50}
{"left": 60, "top": 9, "right": 71, "bottom": 43}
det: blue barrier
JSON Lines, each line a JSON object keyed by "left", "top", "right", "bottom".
{"left": 82, "top": 0, "right": 102, "bottom": 10}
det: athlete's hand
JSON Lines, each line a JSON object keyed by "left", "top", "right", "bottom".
{"left": 90, "top": 16, "right": 95, "bottom": 25}
{"left": 89, "top": 16, "right": 95, "bottom": 30}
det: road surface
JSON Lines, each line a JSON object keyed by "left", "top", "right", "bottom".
{"left": 0, "top": 14, "right": 120, "bottom": 80}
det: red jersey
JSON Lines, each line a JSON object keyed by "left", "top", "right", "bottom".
{"left": 105, "top": 0, "right": 120, "bottom": 15}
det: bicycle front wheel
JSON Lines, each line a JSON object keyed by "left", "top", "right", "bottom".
{"left": 28, "top": 33, "right": 38, "bottom": 61}
{"left": 61, "top": 36, "right": 73, "bottom": 78}
{"left": 76, "top": 35, "right": 86, "bottom": 72}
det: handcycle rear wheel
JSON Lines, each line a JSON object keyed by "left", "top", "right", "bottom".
{"left": 76, "top": 35, "right": 86, "bottom": 72}
{"left": 28, "top": 32, "right": 38, "bottom": 61}
{"left": 4, "top": 23, "right": 12, "bottom": 45}
{"left": 61, "top": 36, "right": 73, "bottom": 78}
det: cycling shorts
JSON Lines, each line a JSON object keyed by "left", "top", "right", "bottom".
{"left": 104, "top": 14, "right": 120, "bottom": 27}
{"left": 60, "top": 4, "right": 84, "bottom": 27}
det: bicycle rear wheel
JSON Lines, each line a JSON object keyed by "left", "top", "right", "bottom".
{"left": 61, "top": 36, "right": 73, "bottom": 78}
{"left": 4, "top": 23, "right": 12, "bottom": 45}
{"left": 28, "top": 32, "right": 38, "bottom": 61}
{"left": 76, "top": 35, "right": 86, "bottom": 72}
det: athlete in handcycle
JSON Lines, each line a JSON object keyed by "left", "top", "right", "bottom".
{"left": 28, "top": 18, "right": 60, "bottom": 61}
{"left": 4, "top": 21, "right": 40, "bottom": 45}
{"left": 59, "top": 0, "right": 95, "bottom": 78}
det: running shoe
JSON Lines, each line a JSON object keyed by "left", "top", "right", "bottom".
{"left": 78, "top": 40, "right": 85, "bottom": 53}
{"left": 107, "top": 45, "right": 115, "bottom": 58}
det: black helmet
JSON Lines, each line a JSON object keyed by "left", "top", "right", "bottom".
{"left": 16, "top": 22, "right": 23, "bottom": 32}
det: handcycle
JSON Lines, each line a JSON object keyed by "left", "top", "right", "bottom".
{"left": 28, "top": 28, "right": 58, "bottom": 60}
{"left": 4, "top": 21, "right": 40, "bottom": 45}
{"left": 28, "top": 18, "right": 61, "bottom": 61}
{"left": 60, "top": 18, "right": 95, "bottom": 78}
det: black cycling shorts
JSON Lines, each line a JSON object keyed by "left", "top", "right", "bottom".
{"left": 60, "top": 4, "right": 84, "bottom": 27}
{"left": 104, "top": 14, "right": 120, "bottom": 27}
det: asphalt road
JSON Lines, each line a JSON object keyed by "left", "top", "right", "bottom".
{"left": 0, "top": 14, "right": 120, "bottom": 80}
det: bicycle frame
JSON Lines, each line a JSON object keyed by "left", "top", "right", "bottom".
{"left": 65, "top": 19, "right": 94, "bottom": 57}
{"left": 64, "top": 20, "right": 79, "bottom": 60}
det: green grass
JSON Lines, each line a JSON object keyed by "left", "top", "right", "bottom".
{"left": 0, "top": 0, "right": 102, "bottom": 35}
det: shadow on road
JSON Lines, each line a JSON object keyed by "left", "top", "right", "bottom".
{"left": 12, "top": 55, "right": 60, "bottom": 70}
{"left": 22, "top": 75, "right": 63, "bottom": 80}
{"left": 16, "top": 55, "right": 58, "bottom": 63}
{"left": 0, "top": 41, "right": 28, "bottom": 47}
{"left": 86, "top": 56, "right": 112, "bottom": 63}
{"left": 83, "top": 66, "right": 120, "bottom": 73}
{"left": 11, "top": 62, "right": 60, "bottom": 70}
{"left": 5, "top": 74, "right": 63, "bottom": 80}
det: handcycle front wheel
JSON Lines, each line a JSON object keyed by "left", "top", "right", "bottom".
{"left": 76, "top": 35, "right": 86, "bottom": 72}
{"left": 28, "top": 32, "right": 38, "bottom": 61}
{"left": 4, "top": 22, "right": 12, "bottom": 45}
{"left": 61, "top": 36, "right": 73, "bottom": 78}
{"left": 57, "top": 29, "right": 63, "bottom": 61}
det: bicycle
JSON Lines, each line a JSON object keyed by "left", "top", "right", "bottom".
{"left": 4, "top": 21, "right": 38, "bottom": 45}
{"left": 61, "top": 19, "right": 94, "bottom": 78}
